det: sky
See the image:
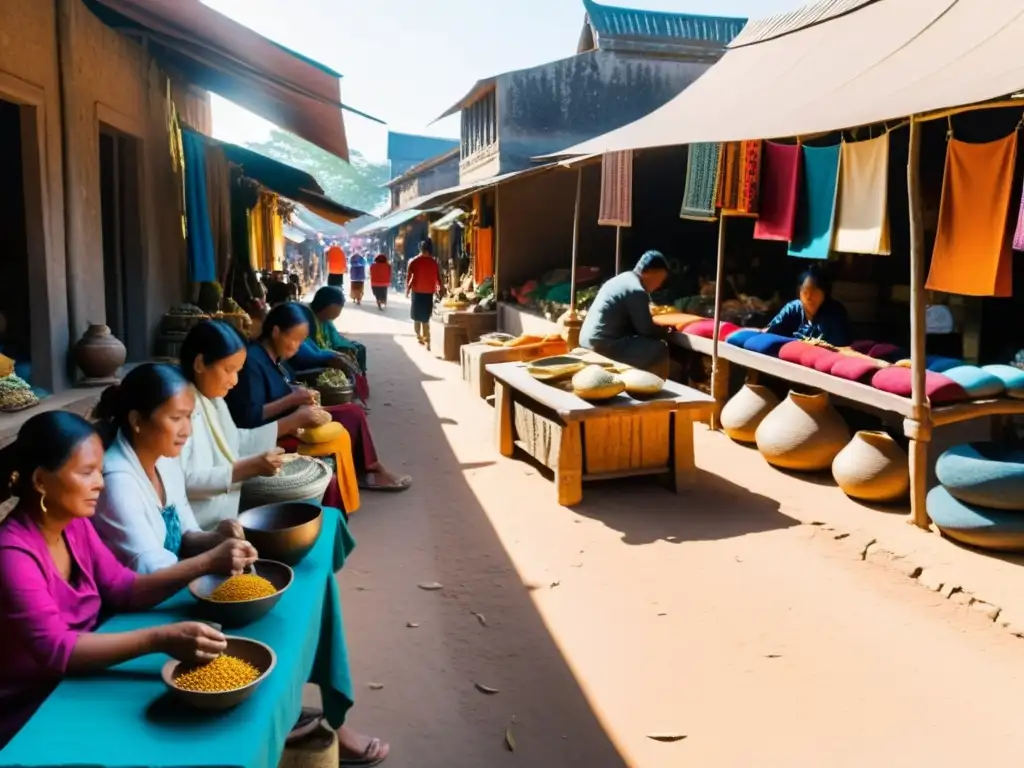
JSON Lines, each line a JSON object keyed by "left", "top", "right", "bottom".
{"left": 202, "top": 0, "right": 803, "bottom": 162}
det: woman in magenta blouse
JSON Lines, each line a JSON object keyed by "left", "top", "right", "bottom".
{"left": 0, "top": 411, "right": 255, "bottom": 748}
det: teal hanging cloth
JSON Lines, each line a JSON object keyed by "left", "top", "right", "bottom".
{"left": 788, "top": 144, "right": 841, "bottom": 259}
{"left": 182, "top": 130, "right": 217, "bottom": 283}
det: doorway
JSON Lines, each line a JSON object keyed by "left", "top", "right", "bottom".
{"left": 0, "top": 98, "right": 32, "bottom": 382}
{"left": 99, "top": 125, "right": 145, "bottom": 361}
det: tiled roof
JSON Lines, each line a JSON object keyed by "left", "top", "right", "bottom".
{"left": 386, "top": 132, "right": 459, "bottom": 163}
{"left": 582, "top": 0, "right": 747, "bottom": 46}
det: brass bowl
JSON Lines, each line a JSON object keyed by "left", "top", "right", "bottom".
{"left": 238, "top": 502, "right": 324, "bottom": 566}
{"left": 188, "top": 560, "right": 293, "bottom": 628}
{"left": 161, "top": 636, "right": 276, "bottom": 711}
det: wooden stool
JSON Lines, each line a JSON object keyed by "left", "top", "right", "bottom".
{"left": 280, "top": 721, "right": 338, "bottom": 768}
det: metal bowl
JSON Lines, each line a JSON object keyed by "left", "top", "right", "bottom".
{"left": 187, "top": 560, "right": 293, "bottom": 628}
{"left": 238, "top": 502, "right": 324, "bottom": 566}
{"left": 162, "top": 636, "right": 276, "bottom": 711}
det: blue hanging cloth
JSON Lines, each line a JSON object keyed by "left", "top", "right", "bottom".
{"left": 788, "top": 144, "right": 841, "bottom": 260}
{"left": 182, "top": 130, "right": 217, "bottom": 283}
{"left": 161, "top": 504, "right": 183, "bottom": 555}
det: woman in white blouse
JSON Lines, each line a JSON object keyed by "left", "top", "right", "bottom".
{"left": 178, "top": 321, "right": 323, "bottom": 531}
{"left": 92, "top": 364, "right": 257, "bottom": 575}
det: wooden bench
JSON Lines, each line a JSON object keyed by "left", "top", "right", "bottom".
{"left": 460, "top": 340, "right": 568, "bottom": 399}
{"left": 487, "top": 356, "right": 715, "bottom": 506}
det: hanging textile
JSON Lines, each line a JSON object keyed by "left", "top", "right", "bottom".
{"left": 926, "top": 134, "right": 1016, "bottom": 298}
{"left": 738, "top": 140, "right": 762, "bottom": 215}
{"left": 680, "top": 142, "right": 722, "bottom": 221}
{"left": 598, "top": 151, "right": 633, "bottom": 227}
{"left": 753, "top": 142, "right": 802, "bottom": 241}
{"left": 788, "top": 144, "right": 842, "bottom": 259}
{"left": 833, "top": 135, "right": 891, "bottom": 255}
{"left": 227, "top": 169, "right": 258, "bottom": 303}
{"left": 474, "top": 227, "right": 494, "bottom": 285}
{"left": 717, "top": 142, "right": 741, "bottom": 210}
{"left": 204, "top": 144, "right": 233, "bottom": 286}
{"left": 270, "top": 203, "right": 285, "bottom": 272}
{"left": 718, "top": 140, "right": 764, "bottom": 215}
{"left": 181, "top": 130, "right": 217, "bottom": 283}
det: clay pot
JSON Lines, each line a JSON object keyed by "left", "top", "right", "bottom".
{"left": 720, "top": 384, "right": 779, "bottom": 444}
{"left": 73, "top": 324, "right": 126, "bottom": 380}
{"left": 832, "top": 431, "right": 909, "bottom": 503}
{"left": 755, "top": 391, "right": 850, "bottom": 472}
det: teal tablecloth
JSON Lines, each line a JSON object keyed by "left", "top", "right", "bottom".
{"left": 0, "top": 508, "right": 356, "bottom": 768}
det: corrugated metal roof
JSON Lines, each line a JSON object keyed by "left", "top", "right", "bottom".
{"left": 582, "top": 0, "right": 746, "bottom": 46}
{"left": 729, "top": 0, "right": 878, "bottom": 48}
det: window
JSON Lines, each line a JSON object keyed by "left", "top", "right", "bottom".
{"left": 461, "top": 89, "right": 497, "bottom": 159}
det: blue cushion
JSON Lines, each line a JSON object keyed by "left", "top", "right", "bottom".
{"left": 727, "top": 329, "right": 759, "bottom": 348}
{"left": 940, "top": 366, "right": 1005, "bottom": 398}
{"left": 926, "top": 356, "right": 964, "bottom": 373}
{"left": 982, "top": 364, "right": 1024, "bottom": 399}
{"left": 742, "top": 333, "right": 793, "bottom": 357}
{"left": 928, "top": 486, "right": 1024, "bottom": 552}
{"left": 936, "top": 442, "right": 1024, "bottom": 511}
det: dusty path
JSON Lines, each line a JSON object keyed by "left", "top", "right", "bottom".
{"left": 330, "top": 295, "right": 1024, "bottom": 768}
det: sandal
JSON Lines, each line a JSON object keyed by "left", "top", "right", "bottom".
{"left": 286, "top": 707, "right": 324, "bottom": 744}
{"left": 359, "top": 473, "right": 413, "bottom": 492}
{"left": 339, "top": 737, "right": 388, "bottom": 766}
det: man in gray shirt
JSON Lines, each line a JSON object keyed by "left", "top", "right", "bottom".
{"left": 579, "top": 250, "right": 672, "bottom": 377}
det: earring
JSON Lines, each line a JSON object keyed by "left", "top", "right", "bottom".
{"left": 38, "top": 489, "right": 48, "bottom": 515}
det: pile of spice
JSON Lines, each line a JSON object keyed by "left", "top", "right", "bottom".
{"left": 208, "top": 573, "right": 277, "bottom": 602}
{"left": 173, "top": 654, "right": 261, "bottom": 692}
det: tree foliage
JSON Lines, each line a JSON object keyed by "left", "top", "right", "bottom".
{"left": 246, "top": 130, "right": 389, "bottom": 214}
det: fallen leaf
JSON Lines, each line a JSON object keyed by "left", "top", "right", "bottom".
{"left": 550, "top": 580, "right": 561, "bottom": 588}
{"left": 765, "top": 654, "right": 781, "bottom": 659}
{"left": 646, "top": 733, "right": 687, "bottom": 743}
{"left": 474, "top": 612, "right": 488, "bottom": 627}
{"left": 368, "top": 683, "right": 384, "bottom": 691}
{"left": 474, "top": 682, "right": 500, "bottom": 695}
{"left": 406, "top": 622, "right": 421, "bottom": 628}
{"left": 505, "top": 727, "right": 516, "bottom": 752}
{"left": 657, "top": 612, "right": 667, "bottom": 617}
{"left": 418, "top": 582, "right": 443, "bottom": 591}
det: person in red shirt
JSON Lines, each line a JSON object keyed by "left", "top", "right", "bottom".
{"left": 368, "top": 254, "right": 392, "bottom": 311}
{"left": 405, "top": 240, "right": 441, "bottom": 345}
{"left": 325, "top": 242, "right": 346, "bottom": 288}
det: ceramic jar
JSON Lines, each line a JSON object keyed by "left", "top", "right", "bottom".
{"left": 720, "top": 384, "right": 779, "bottom": 444}
{"left": 832, "top": 431, "right": 909, "bottom": 503}
{"left": 755, "top": 391, "right": 850, "bottom": 472}
{"left": 73, "top": 324, "right": 126, "bottom": 380}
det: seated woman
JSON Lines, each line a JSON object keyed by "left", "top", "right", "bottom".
{"left": 178, "top": 320, "right": 336, "bottom": 529}
{"left": 764, "top": 265, "right": 851, "bottom": 347}
{"left": 579, "top": 250, "right": 673, "bottom": 378}
{"left": 309, "top": 286, "right": 368, "bottom": 376}
{"left": 225, "top": 303, "right": 411, "bottom": 492}
{"left": 91, "top": 364, "right": 259, "bottom": 574}
{"left": 0, "top": 411, "right": 249, "bottom": 748}
{"left": 89, "top": 366, "right": 390, "bottom": 766}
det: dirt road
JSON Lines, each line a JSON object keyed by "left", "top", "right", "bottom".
{"left": 330, "top": 296, "right": 1024, "bottom": 768}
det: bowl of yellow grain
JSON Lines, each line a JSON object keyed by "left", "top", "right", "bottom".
{"left": 188, "top": 560, "right": 293, "bottom": 628}
{"left": 162, "top": 636, "right": 276, "bottom": 711}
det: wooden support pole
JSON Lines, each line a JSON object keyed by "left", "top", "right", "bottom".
{"left": 709, "top": 214, "right": 728, "bottom": 430}
{"left": 563, "top": 168, "right": 584, "bottom": 349}
{"left": 905, "top": 116, "right": 933, "bottom": 530}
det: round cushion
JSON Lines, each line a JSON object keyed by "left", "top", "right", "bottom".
{"left": 935, "top": 442, "right": 1024, "bottom": 510}
{"left": 867, "top": 343, "right": 904, "bottom": 363}
{"left": 982, "top": 364, "right": 1024, "bottom": 399}
{"left": 812, "top": 349, "right": 844, "bottom": 373}
{"left": 927, "top": 485, "right": 1024, "bottom": 552}
{"left": 870, "top": 367, "right": 969, "bottom": 404}
{"left": 653, "top": 312, "right": 703, "bottom": 332}
{"left": 686, "top": 319, "right": 740, "bottom": 340}
{"left": 779, "top": 341, "right": 819, "bottom": 366}
{"left": 940, "top": 366, "right": 1005, "bottom": 399}
{"left": 298, "top": 421, "right": 345, "bottom": 445}
{"left": 830, "top": 357, "right": 885, "bottom": 383}
{"left": 926, "top": 355, "right": 964, "bottom": 373}
{"left": 726, "top": 329, "right": 759, "bottom": 348}
{"left": 742, "top": 333, "right": 793, "bottom": 357}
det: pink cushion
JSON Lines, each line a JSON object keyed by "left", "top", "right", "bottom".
{"left": 870, "top": 367, "right": 970, "bottom": 404}
{"left": 686, "top": 319, "right": 740, "bottom": 340}
{"left": 868, "top": 343, "right": 904, "bottom": 363}
{"left": 812, "top": 350, "right": 844, "bottom": 373}
{"left": 831, "top": 357, "right": 886, "bottom": 383}
{"left": 779, "top": 341, "right": 818, "bottom": 366}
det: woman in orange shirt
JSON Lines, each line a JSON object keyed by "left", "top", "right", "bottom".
{"left": 405, "top": 240, "right": 441, "bottom": 345}
{"left": 325, "top": 242, "right": 346, "bottom": 288}
{"left": 368, "top": 254, "right": 392, "bottom": 311}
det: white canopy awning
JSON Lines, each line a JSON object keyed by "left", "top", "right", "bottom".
{"left": 543, "top": 0, "right": 1024, "bottom": 156}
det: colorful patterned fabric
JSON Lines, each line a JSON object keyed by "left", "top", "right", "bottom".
{"left": 718, "top": 140, "right": 762, "bottom": 215}
{"left": 680, "top": 142, "right": 722, "bottom": 221}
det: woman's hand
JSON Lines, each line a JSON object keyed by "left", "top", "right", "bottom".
{"left": 289, "top": 385, "right": 317, "bottom": 407}
{"left": 252, "top": 448, "right": 286, "bottom": 477}
{"left": 157, "top": 621, "right": 228, "bottom": 663}
{"left": 215, "top": 518, "right": 245, "bottom": 540}
{"left": 206, "top": 538, "right": 258, "bottom": 576}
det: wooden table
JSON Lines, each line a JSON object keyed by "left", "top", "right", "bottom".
{"left": 487, "top": 356, "right": 715, "bottom": 506}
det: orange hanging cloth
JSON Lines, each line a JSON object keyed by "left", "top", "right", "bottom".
{"left": 474, "top": 227, "right": 494, "bottom": 284}
{"left": 926, "top": 134, "right": 1016, "bottom": 297}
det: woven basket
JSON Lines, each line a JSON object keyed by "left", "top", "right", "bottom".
{"left": 240, "top": 456, "right": 332, "bottom": 509}
{"left": 160, "top": 313, "right": 207, "bottom": 333}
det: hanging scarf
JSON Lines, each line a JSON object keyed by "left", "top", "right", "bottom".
{"left": 114, "top": 431, "right": 185, "bottom": 556}
{"left": 161, "top": 504, "right": 183, "bottom": 555}
{"left": 195, "top": 388, "right": 237, "bottom": 463}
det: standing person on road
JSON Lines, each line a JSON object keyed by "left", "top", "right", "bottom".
{"left": 369, "top": 254, "right": 392, "bottom": 311}
{"left": 348, "top": 253, "right": 367, "bottom": 305}
{"left": 326, "top": 241, "right": 347, "bottom": 289}
{"left": 405, "top": 240, "right": 441, "bottom": 346}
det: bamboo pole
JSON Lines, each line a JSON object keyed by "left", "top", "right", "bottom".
{"left": 615, "top": 225, "right": 622, "bottom": 273}
{"left": 564, "top": 167, "right": 584, "bottom": 349}
{"left": 709, "top": 214, "right": 728, "bottom": 430}
{"left": 905, "top": 115, "right": 932, "bottom": 530}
